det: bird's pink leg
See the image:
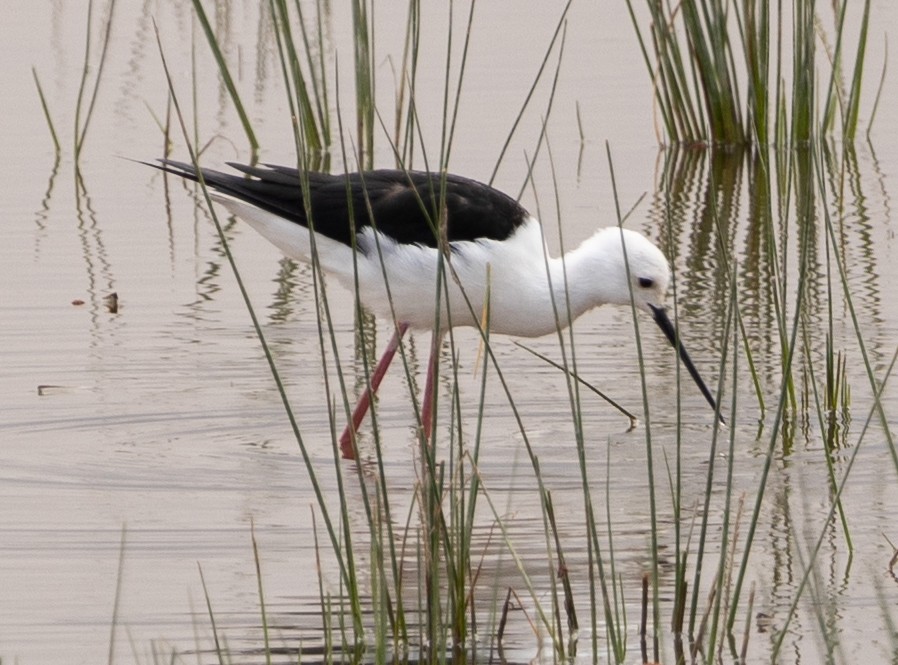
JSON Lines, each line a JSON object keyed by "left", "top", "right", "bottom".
{"left": 420, "top": 331, "right": 445, "bottom": 439}
{"left": 340, "top": 322, "right": 410, "bottom": 459}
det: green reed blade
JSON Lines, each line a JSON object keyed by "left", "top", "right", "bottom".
{"left": 32, "top": 68, "right": 61, "bottom": 155}
{"left": 74, "top": 0, "right": 118, "bottom": 163}
{"left": 488, "top": 0, "right": 572, "bottom": 185}
{"left": 844, "top": 0, "right": 872, "bottom": 139}
{"left": 152, "top": 21, "right": 370, "bottom": 641}
{"left": 190, "top": 0, "right": 259, "bottom": 157}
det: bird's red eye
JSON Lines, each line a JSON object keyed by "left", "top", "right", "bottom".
{"left": 638, "top": 277, "right": 654, "bottom": 289}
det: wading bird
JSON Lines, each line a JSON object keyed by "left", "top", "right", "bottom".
{"left": 149, "top": 160, "right": 720, "bottom": 457}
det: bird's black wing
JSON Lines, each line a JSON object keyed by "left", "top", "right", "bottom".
{"left": 148, "top": 160, "right": 530, "bottom": 248}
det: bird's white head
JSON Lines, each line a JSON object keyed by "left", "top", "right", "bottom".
{"left": 568, "top": 226, "right": 723, "bottom": 420}
{"left": 585, "top": 227, "right": 672, "bottom": 312}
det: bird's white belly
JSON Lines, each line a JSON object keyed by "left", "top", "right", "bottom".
{"left": 350, "top": 223, "right": 560, "bottom": 337}
{"left": 215, "top": 198, "right": 563, "bottom": 337}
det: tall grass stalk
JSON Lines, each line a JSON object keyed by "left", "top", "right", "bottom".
{"left": 74, "top": 0, "right": 117, "bottom": 168}
{"left": 771, "top": 345, "right": 897, "bottom": 657}
{"left": 361, "top": 6, "right": 587, "bottom": 655}
{"left": 313, "top": 6, "right": 564, "bottom": 658}
{"left": 824, "top": 0, "right": 872, "bottom": 140}
{"left": 271, "top": 45, "right": 428, "bottom": 651}
{"left": 626, "top": 0, "right": 875, "bottom": 146}
{"left": 468, "top": 468, "right": 561, "bottom": 644}
{"left": 352, "top": 0, "right": 375, "bottom": 169}
{"left": 815, "top": 151, "right": 898, "bottom": 474}
{"left": 674, "top": 152, "right": 757, "bottom": 643}
{"left": 393, "top": 0, "right": 421, "bottom": 166}
{"left": 736, "top": 0, "right": 770, "bottom": 143}
{"left": 269, "top": 0, "right": 330, "bottom": 162}
{"left": 514, "top": 342, "right": 638, "bottom": 425}
{"left": 720, "top": 140, "right": 890, "bottom": 639}
{"left": 32, "top": 68, "right": 61, "bottom": 157}
{"left": 790, "top": 0, "right": 814, "bottom": 144}
{"left": 594, "top": 437, "right": 632, "bottom": 663}
{"left": 607, "top": 141, "right": 666, "bottom": 659}
{"left": 250, "top": 522, "right": 272, "bottom": 665}
{"left": 654, "top": 147, "right": 735, "bottom": 646}
{"left": 538, "top": 135, "right": 632, "bottom": 661}
{"left": 769, "top": 145, "right": 799, "bottom": 414}
{"left": 505, "top": 138, "right": 579, "bottom": 650}
{"left": 436, "top": 0, "right": 477, "bottom": 173}
{"left": 658, "top": 149, "right": 689, "bottom": 648}
{"left": 197, "top": 563, "right": 225, "bottom": 665}
{"left": 800, "top": 324, "right": 852, "bottom": 543}
{"left": 328, "top": 87, "right": 423, "bottom": 654}
{"left": 152, "top": 23, "right": 372, "bottom": 645}
{"left": 865, "top": 36, "right": 887, "bottom": 141}
{"left": 488, "top": 0, "right": 573, "bottom": 186}
{"left": 308, "top": 169, "right": 384, "bottom": 654}
{"left": 724, "top": 151, "right": 813, "bottom": 631}
{"left": 704, "top": 277, "right": 739, "bottom": 660}
{"left": 420, "top": 30, "right": 481, "bottom": 620}
{"left": 190, "top": 0, "right": 259, "bottom": 158}
{"left": 106, "top": 526, "right": 127, "bottom": 665}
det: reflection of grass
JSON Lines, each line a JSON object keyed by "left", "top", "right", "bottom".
{"left": 648, "top": 141, "right": 898, "bottom": 660}
{"left": 142, "top": 3, "right": 897, "bottom": 664}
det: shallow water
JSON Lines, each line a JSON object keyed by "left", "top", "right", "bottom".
{"left": 2, "top": 2, "right": 898, "bottom": 663}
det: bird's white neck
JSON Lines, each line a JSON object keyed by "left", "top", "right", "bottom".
{"left": 545, "top": 234, "right": 624, "bottom": 325}
{"left": 481, "top": 225, "right": 632, "bottom": 338}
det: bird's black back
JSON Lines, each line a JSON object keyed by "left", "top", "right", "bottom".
{"left": 151, "top": 160, "right": 529, "bottom": 248}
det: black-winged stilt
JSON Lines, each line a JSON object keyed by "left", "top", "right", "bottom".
{"left": 150, "top": 160, "right": 720, "bottom": 457}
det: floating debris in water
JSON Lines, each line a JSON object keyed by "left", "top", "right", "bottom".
{"left": 37, "top": 384, "right": 94, "bottom": 396}
{"left": 104, "top": 292, "right": 119, "bottom": 313}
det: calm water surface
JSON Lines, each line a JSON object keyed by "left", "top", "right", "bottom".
{"left": 2, "top": 2, "right": 897, "bottom": 663}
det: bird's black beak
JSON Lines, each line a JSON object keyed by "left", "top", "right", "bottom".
{"left": 648, "top": 304, "right": 723, "bottom": 423}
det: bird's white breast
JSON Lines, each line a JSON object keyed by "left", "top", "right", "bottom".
{"left": 347, "top": 217, "right": 562, "bottom": 335}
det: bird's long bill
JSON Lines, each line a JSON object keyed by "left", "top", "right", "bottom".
{"left": 648, "top": 304, "right": 722, "bottom": 420}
